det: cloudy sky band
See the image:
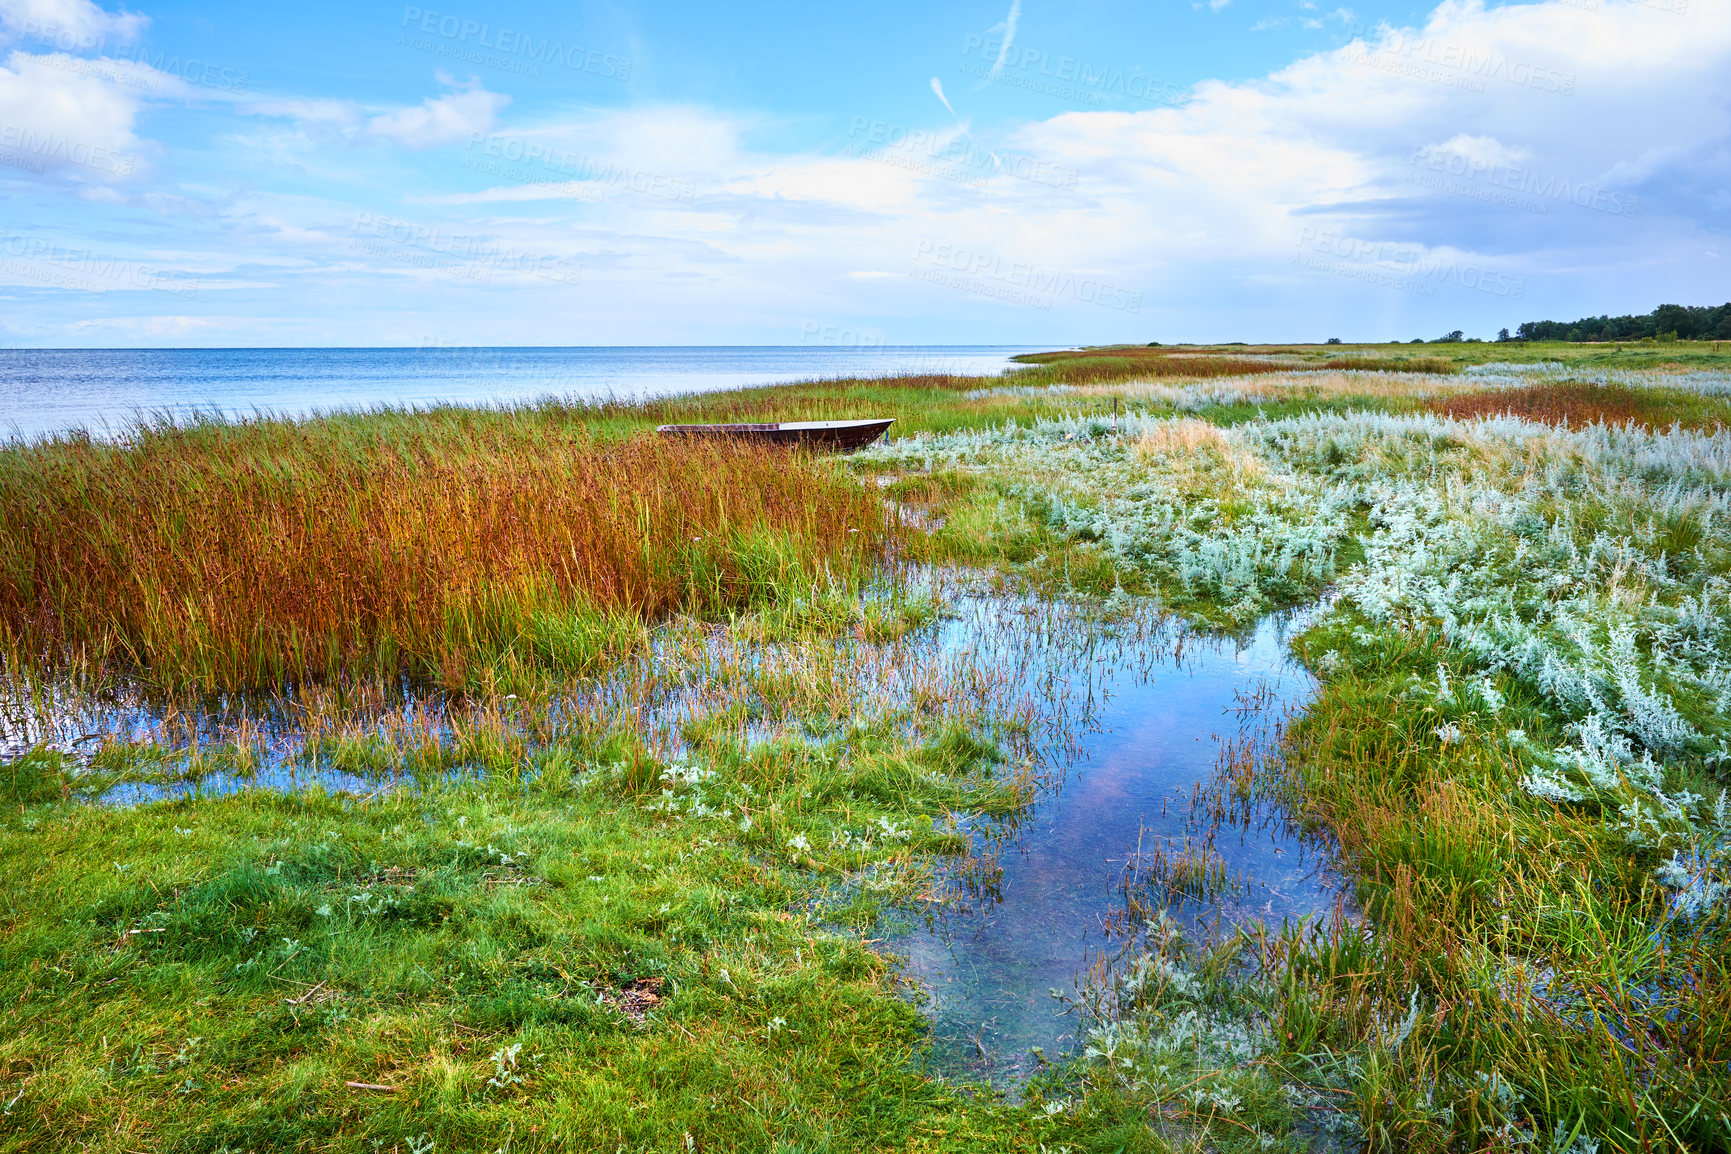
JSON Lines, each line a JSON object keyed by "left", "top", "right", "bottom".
{"left": 0, "top": 0, "right": 1723, "bottom": 346}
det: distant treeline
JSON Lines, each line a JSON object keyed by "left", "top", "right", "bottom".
{"left": 1514, "top": 302, "right": 1731, "bottom": 342}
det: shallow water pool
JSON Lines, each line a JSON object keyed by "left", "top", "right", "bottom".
{"left": 888, "top": 600, "right": 1347, "bottom": 1085}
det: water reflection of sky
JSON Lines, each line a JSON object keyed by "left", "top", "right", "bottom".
{"left": 2, "top": 570, "right": 1351, "bottom": 1089}
{"left": 892, "top": 607, "right": 1349, "bottom": 1087}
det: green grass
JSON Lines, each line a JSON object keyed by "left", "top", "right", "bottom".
{"left": 1258, "top": 617, "right": 1731, "bottom": 1150}
{"left": 0, "top": 709, "right": 1057, "bottom": 1152}
{"left": 5, "top": 343, "right": 1731, "bottom": 1152}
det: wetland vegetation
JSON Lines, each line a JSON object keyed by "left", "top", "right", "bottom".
{"left": 3, "top": 340, "right": 1730, "bottom": 1152}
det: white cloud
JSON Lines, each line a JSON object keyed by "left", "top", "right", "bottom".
{"left": 1425, "top": 133, "right": 1532, "bottom": 166}
{"left": 250, "top": 97, "right": 360, "bottom": 128}
{"left": 0, "top": 0, "right": 145, "bottom": 48}
{"left": 453, "top": 105, "right": 743, "bottom": 185}
{"left": 365, "top": 76, "right": 508, "bottom": 148}
{"left": 65, "top": 314, "right": 220, "bottom": 336}
{"left": 0, "top": 48, "right": 148, "bottom": 179}
{"left": 421, "top": 181, "right": 604, "bottom": 205}
{"left": 980, "top": 0, "right": 1731, "bottom": 307}
{"left": 983, "top": 0, "right": 1020, "bottom": 83}
{"left": 242, "top": 77, "right": 509, "bottom": 150}
{"left": 930, "top": 76, "right": 955, "bottom": 115}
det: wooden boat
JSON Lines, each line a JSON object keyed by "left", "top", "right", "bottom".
{"left": 655, "top": 418, "right": 894, "bottom": 452}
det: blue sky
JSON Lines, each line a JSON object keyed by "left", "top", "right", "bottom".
{"left": 0, "top": 0, "right": 1725, "bottom": 345}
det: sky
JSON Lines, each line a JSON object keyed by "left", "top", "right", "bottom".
{"left": 0, "top": 0, "right": 1725, "bottom": 346}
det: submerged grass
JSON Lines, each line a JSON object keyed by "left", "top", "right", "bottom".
{"left": 0, "top": 570, "right": 1157, "bottom": 1153}
{"left": 0, "top": 719, "right": 1034, "bottom": 1152}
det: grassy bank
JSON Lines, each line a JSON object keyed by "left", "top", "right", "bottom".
{"left": 3, "top": 343, "right": 1730, "bottom": 1152}
{"left": 1, "top": 712, "right": 1032, "bottom": 1152}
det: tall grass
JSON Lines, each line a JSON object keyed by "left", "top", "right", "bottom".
{"left": 1428, "top": 380, "right": 1731, "bottom": 430}
{"left": 1015, "top": 347, "right": 1329, "bottom": 382}
{"left": 0, "top": 407, "right": 888, "bottom": 692}
{"left": 1017, "top": 346, "right": 1458, "bottom": 378}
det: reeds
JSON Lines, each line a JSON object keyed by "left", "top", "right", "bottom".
{"left": 1091, "top": 368, "right": 1484, "bottom": 410}
{"left": 0, "top": 407, "right": 889, "bottom": 691}
{"left": 1428, "top": 380, "right": 1729, "bottom": 430}
{"left": 1013, "top": 347, "right": 1306, "bottom": 384}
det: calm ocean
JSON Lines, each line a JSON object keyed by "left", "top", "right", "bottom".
{"left": 0, "top": 345, "right": 1043, "bottom": 442}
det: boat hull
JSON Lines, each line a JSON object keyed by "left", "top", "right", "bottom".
{"left": 655, "top": 418, "right": 894, "bottom": 452}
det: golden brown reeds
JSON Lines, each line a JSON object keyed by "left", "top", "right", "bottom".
{"left": 0, "top": 409, "right": 888, "bottom": 691}
{"left": 1427, "top": 380, "right": 1725, "bottom": 430}
{"left": 1016, "top": 347, "right": 1456, "bottom": 381}
{"left": 1013, "top": 349, "right": 1301, "bottom": 383}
